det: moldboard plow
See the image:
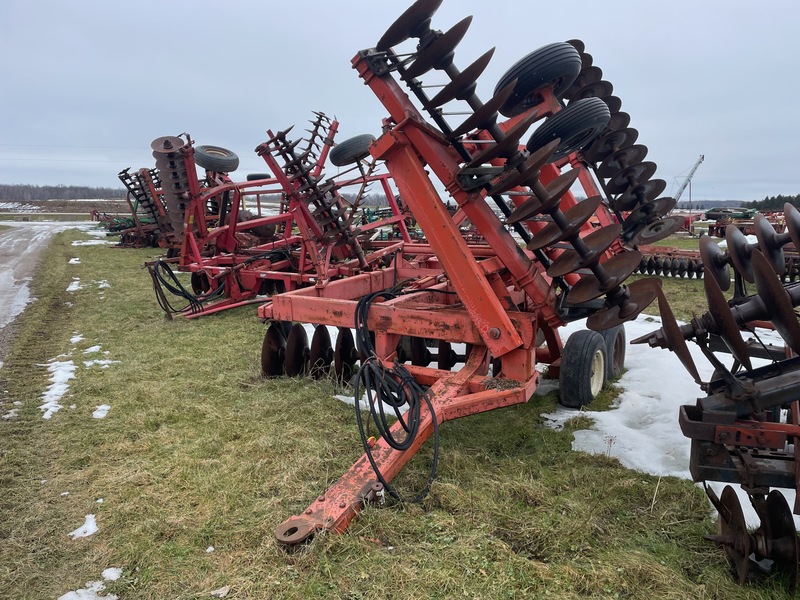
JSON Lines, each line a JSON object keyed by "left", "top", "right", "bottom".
{"left": 259, "top": 0, "right": 684, "bottom": 547}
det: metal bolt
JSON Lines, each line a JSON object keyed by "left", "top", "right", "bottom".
{"left": 317, "top": 496, "right": 325, "bottom": 502}
{"left": 488, "top": 327, "right": 501, "bottom": 339}
{"left": 305, "top": 509, "right": 313, "bottom": 515}
{"left": 163, "top": 139, "right": 173, "bottom": 150}
{"left": 339, "top": 502, "right": 346, "bottom": 508}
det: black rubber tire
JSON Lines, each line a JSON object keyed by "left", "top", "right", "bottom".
{"left": 195, "top": 145, "right": 239, "bottom": 173}
{"left": 599, "top": 325, "right": 626, "bottom": 381}
{"left": 329, "top": 134, "right": 375, "bottom": 167}
{"left": 246, "top": 173, "right": 271, "bottom": 181}
{"left": 559, "top": 329, "right": 607, "bottom": 408}
{"left": 526, "top": 97, "right": 610, "bottom": 162}
{"left": 495, "top": 42, "right": 582, "bottom": 117}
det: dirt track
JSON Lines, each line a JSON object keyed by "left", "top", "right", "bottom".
{"left": 0, "top": 221, "right": 93, "bottom": 365}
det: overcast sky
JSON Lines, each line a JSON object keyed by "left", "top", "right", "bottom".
{"left": 1, "top": 0, "right": 798, "bottom": 201}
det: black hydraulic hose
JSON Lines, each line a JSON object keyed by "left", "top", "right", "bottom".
{"left": 352, "top": 289, "right": 440, "bottom": 502}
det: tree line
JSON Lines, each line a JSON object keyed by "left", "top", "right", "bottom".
{"left": 0, "top": 184, "right": 126, "bottom": 201}
{"left": 743, "top": 194, "right": 800, "bottom": 211}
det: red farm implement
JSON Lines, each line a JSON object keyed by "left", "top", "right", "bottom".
{"left": 144, "top": 113, "right": 414, "bottom": 318}
{"left": 632, "top": 202, "right": 800, "bottom": 587}
{"left": 258, "top": 0, "right": 687, "bottom": 547}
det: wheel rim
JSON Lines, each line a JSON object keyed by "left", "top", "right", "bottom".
{"left": 590, "top": 348, "right": 605, "bottom": 396}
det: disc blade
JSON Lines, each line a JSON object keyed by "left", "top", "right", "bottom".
{"left": 596, "top": 144, "right": 649, "bottom": 179}
{"left": 285, "top": 323, "right": 309, "bottom": 376}
{"left": 699, "top": 235, "right": 731, "bottom": 292}
{"left": 430, "top": 48, "right": 495, "bottom": 106}
{"left": 526, "top": 195, "right": 602, "bottom": 251}
{"left": 450, "top": 80, "right": 516, "bottom": 137}
{"left": 611, "top": 178, "right": 666, "bottom": 212}
{"left": 752, "top": 249, "right": 800, "bottom": 354}
{"left": 629, "top": 214, "right": 684, "bottom": 246}
{"left": 547, "top": 224, "right": 620, "bottom": 278}
{"left": 486, "top": 138, "right": 559, "bottom": 196}
{"left": 586, "top": 278, "right": 661, "bottom": 332}
{"left": 334, "top": 327, "right": 358, "bottom": 380}
{"left": 309, "top": 325, "right": 333, "bottom": 378}
{"left": 507, "top": 168, "right": 580, "bottom": 224}
{"left": 703, "top": 266, "right": 752, "bottom": 370}
{"left": 566, "top": 251, "right": 642, "bottom": 304}
{"left": 261, "top": 324, "right": 287, "bottom": 378}
{"left": 404, "top": 16, "right": 472, "bottom": 78}
{"left": 376, "top": 0, "right": 443, "bottom": 50}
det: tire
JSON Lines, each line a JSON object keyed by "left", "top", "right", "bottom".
{"left": 329, "top": 134, "right": 375, "bottom": 167}
{"left": 526, "top": 97, "right": 610, "bottom": 162}
{"left": 559, "top": 329, "right": 607, "bottom": 408}
{"left": 194, "top": 145, "right": 239, "bottom": 173}
{"left": 495, "top": 42, "right": 582, "bottom": 117}
{"left": 599, "top": 325, "right": 626, "bottom": 380}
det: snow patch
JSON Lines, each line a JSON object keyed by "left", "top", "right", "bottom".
{"left": 68, "top": 514, "right": 98, "bottom": 539}
{"left": 39, "top": 359, "right": 77, "bottom": 419}
{"left": 71, "top": 240, "right": 115, "bottom": 246}
{"left": 92, "top": 405, "right": 111, "bottom": 419}
{"left": 67, "top": 278, "right": 83, "bottom": 292}
{"left": 83, "top": 345, "right": 102, "bottom": 354}
{"left": 58, "top": 567, "right": 122, "bottom": 600}
{"left": 70, "top": 334, "right": 84, "bottom": 344}
{"left": 68, "top": 258, "right": 81, "bottom": 265}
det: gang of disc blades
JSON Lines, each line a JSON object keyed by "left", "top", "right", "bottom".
{"left": 586, "top": 278, "right": 661, "bottom": 332}
{"left": 596, "top": 144, "right": 648, "bottom": 178}
{"left": 566, "top": 250, "right": 642, "bottom": 304}
{"left": 546, "top": 224, "right": 621, "bottom": 278}
{"left": 611, "top": 178, "right": 666, "bottom": 212}
{"left": 526, "top": 195, "right": 602, "bottom": 251}
{"left": 605, "top": 161, "right": 658, "bottom": 195}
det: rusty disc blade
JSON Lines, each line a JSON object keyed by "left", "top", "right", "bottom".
{"left": 285, "top": 323, "right": 309, "bottom": 377}
{"left": 450, "top": 80, "right": 516, "bottom": 137}
{"left": 726, "top": 225, "right": 755, "bottom": 283}
{"left": 622, "top": 196, "right": 676, "bottom": 228}
{"left": 150, "top": 136, "right": 184, "bottom": 154}
{"left": 507, "top": 168, "right": 580, "bottom": 223}
{"left": 465, "top": 109, "right": 540, "bottom": 168}
{"left": 714, "top": 486, "right": 751, "bottom": 585}
{"left": 596, "top": 144, "right": 649, "bottom": 178}
{"left": 309, "top": 325, "right": 333, "bottom": 378}
{"left": 527, "top": 195, "right": 602, "bottom": 251}
{"left": 754, "top": 214, "right": 786, "bottom": 276}
{"left": 376, "top": 0, "right": 443, "bottom": 50}
{"left": 430, "top": 48, "right": 495, "bottom": 106}
{"left": 404, "top": 16, "right": 472, "bottom": 78}
{"left": 656, "top": 284, "right": 701, "bottom": 382}
{"left": 562, "top": 65, "right": 603, "bottom": 98}
{"left": 607, "top": 111, "right": 631, "bottom": 131}
{"left": 605, "top": 161, "right": 658, "bottom": 195}
{"left": 704, "top": 267, "right": 752, "bottom": 370}
{"left": 334, "top": 327, "right": 358, "bottom": 380}
{"left": 630, "top": 214, "right": 684, "bottom": 246}
{"left": 547, "top": 224, "right": 621, "bottom": 277}
{"left": 699, "top": 235, "right": 731, "bottom": 292}
{"left": 765, "top": 490, "right": 800, "bottom": 592}
{"left": 586, "top": 277, "right": 661, "bottom": 332}
{"left": 261, "top": 324, "right": 287, "bottom": 378}
{"left": 566, "top": 38, "right": 585, "bottom": 54}
{"left": 566, "top": 250, "right": 642, "bottom": 304}
{"left": 785, "top": 202, "right": 800, "bottom": 251}
{"left": 572, "top": 79, "right": 613, "bottom": 100}
{"left": 583, "top": 127, "right": 639, "bottom": 164}
{"left": 486, "top": 139, "right": 559, "bottom": 196}
{"left": 752, "top": 249, "right": 800, "bottom": 355}
{"left": 611, "top": 178, "right": 666, "bottom": 212}
{"left": 601, "top": 95, "right": 622, "bottom": 114}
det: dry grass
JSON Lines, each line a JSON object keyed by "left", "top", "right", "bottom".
{"left": 0, "top": 231, "right": 795, "bottom": 599}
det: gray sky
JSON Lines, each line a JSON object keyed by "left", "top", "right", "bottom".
{"left": 1, "top": 0, "right": 798, "bottom": 202}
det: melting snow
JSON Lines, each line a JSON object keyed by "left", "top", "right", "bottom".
{"left": 71, "top": 240, "right": 115, "bottom": 246}
{"left": 92, "top": 405, "right": 111, "bottom": 419}
{"left": 68, "top": 258, "right": 81, "bottom": 265}
{"left": 58, "top": 568, "right": 121, "bottom": 600}
{"left": 70, "top": 334, "right": 84, "bottom": 344}
{"left": 39, "top": 360, "right": 77, "bottom": 419}
{"left": 545, "top": 315, "right": 797, "bottom": 529}
{"left": 83, "top": 345, "right": 101, "bottom": 354}
{"left": 68, "top": 514, "right": 98, "bottom": 539}
{"left": 67, "top": 278, "right": 83, "bottom": 292}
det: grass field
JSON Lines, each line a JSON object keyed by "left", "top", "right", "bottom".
{"left": 0, "top": 231, "right": 793, "bottom": 599}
